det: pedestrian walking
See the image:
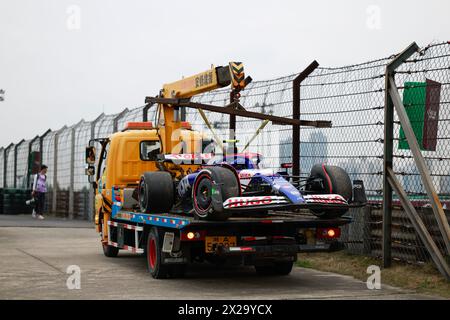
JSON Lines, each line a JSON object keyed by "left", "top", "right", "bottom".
{"left": 32, "top": 165, "right": 48, "bottom": 220}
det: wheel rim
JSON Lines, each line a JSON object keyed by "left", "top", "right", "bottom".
{"left": 148, "top": 237, "right": 156, "bottom": 269}
{"left": 193, "top": 174, "right": 213, "bottom": 217}
{"left": 139, "top": 178, "right": 147, "bottom": 212}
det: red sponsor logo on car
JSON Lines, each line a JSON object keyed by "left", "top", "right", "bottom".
{"left": 226, "top": 196, "right": 273, "bottom": 208}
{"left": 305, "top": 195, "right": 347, "bottom": 204}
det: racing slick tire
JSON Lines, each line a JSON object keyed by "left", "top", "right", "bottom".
{"left": 139, "top": 171, "right": 174, "bottom": 213}
{"left": 192, "top": 167, "right": 239, "bottom": 221}
{"left": 306, "top": 164, "right": 352, "bottom": 219}
{"left": 254, "top": 261, "right": 293, "bottom": 276}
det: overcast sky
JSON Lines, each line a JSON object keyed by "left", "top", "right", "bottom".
{"left": 0, "top": 0, "right": 449, "bottom": 147}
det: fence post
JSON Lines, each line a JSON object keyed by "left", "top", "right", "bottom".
{"left": 91, "top": 113, "right": 105, "bottom": 140}
{"left": 13, "top": 139, "right": 25, "bottom": 189}
{"left": 383, "top": 43, "right": 419, "bottom": 267}
{"left": 0, "top": 147, "right": 4, "bottom": 188}
{"left": 88, "top": 114, "right": 104, "bottom": 221}
{"left": 292, "top": 61, "right": 319, "bottom": 181}
{"left": 3, "top": 143, "right": 13, "bottom": 188}
{"left": 113, "top": 108, "right": 129, "bottom": 132}
{"left": 52, "top": 126, "right": 67, "bottom": 214}
{"left": 27, "top": 135, "right": 40, "bottom": 189}
{"left": 69, "top": 120, "right": 84, "bottom": 219}
{"left": 38, "top": 129, "right": 51, "bottom": 207}
{"left": 39, "top": 129, "right": 52, "bottom": 156}
{"left": 0, "top": 147, "right": 3, "bottom": 188}
{"left": 383, "top": 65, "right": 395, "bottom": 267}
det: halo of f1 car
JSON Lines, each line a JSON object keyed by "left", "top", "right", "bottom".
{"left": 138, "top": 152, "right": 367, "bottom": 221}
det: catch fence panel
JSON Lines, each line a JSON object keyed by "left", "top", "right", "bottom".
{"left": 74, "top": 122, "right": 92, "bottom": 192}
{"left": 15, "top": 140, "right": 30, "bottom": 189}
{"left": 117, "top": 106, "right": 145, "bottom": 131}
{"left": 0, "top": 151, "right": 4, "bottom": 188}
{"left": 5, "top": 147, "right": 15, "bottom": 188}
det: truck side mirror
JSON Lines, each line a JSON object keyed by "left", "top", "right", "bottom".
{"left": 86, "top": 146, "right": 96, "bottom": 164}
{"left": 85, "top": 165, "right": 95, "bottom": 176}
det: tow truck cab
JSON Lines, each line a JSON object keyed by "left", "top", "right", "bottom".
{"left": 89, "top": 121, "right": 211, "bottom": 232}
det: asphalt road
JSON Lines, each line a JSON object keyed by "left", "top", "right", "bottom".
{"left": 0, "top": 215, "right": 442, "bottom": 300}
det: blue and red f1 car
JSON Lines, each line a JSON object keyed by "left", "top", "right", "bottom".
{"left": 138, "top": 153, "right": 366, "bottom": 221}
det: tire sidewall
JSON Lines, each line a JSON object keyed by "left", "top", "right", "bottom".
{"left": 192, "top": 167, "right": 238, "bottom": 221}
{"left": 140, "top": 171, "right": 174, "bottom": 213}
{"left": 139, "top": 177, "right": 148, "bottom": 212}
{"left": 192, "top": 172, "right": 213, "bottom": 219}
{"left": 307, "top": 164, "right": 352, "bottom": 218}
{"left": 147, "top": 228, "right": 167, "bottom": 278}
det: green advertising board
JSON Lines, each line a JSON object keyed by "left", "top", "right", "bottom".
{"left": 398, "top": 82, "right": 426, "bottom": 150}
{"left": 398, "top": 79, "right": 441, "bottom": 151}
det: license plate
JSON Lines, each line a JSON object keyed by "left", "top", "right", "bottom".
{"left": 205, "top": 236, "right": 237, "bottom": 253}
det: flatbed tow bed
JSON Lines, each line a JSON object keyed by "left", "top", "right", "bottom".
{"left": 104, "top": 201, "right": 351, "bottom": 277}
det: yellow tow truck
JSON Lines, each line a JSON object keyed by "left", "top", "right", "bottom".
{"left": 85, "top": 63, "right": 365, "bottom": 278}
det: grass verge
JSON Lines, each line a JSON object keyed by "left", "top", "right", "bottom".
{"left": 296, "top": 251, "right": 450, "bottom": 299}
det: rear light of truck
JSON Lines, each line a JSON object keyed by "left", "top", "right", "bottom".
{"left": 181, "top": 230, "right": 205, "bottom": 241}
{"left": 316, "top": 227, "right": 341, "bottom": 239}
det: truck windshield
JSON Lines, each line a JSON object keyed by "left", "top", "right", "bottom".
{"left": 141, "top": 141, "right": 161, "bottom": 161}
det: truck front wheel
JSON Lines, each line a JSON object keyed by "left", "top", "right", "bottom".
{"left": 100, "top": 215, "right": 119, "bottom": 257}
{"left": 102, "top": 242, "right": 119, "bottom": 257}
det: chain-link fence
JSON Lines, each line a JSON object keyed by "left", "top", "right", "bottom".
{"left": 1, "top": 42, "right": 449, "bottom": 266}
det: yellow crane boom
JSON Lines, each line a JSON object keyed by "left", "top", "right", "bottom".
{"left": 157, "top": 62, "right": 250, "bottom": 154}
{"left": 145, "top": 62, "right": 331, "bottom": 155}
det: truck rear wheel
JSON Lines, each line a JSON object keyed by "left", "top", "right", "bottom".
{"left": 192, "top": 167, "right": 239, "bottom": 221}
{"left": 139, "top": 171, "right": 174, "bottom": 213}
{"left": 254, "top": 261, "right": 293, "bottom": 276}
{"left": 306, "top": 164, "right": 352, "bottom": 219}
{"left": 146, "top": 227, "right": 170, "bottom": 279}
